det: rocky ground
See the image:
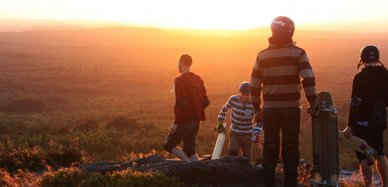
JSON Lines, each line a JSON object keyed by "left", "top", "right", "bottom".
{"left": 339, "top": 169, "right": 382, "bottom": 187}
{"left": 78, "top": 155, "right": 382, "bottom": 186}
{"left": 79, "top": 155, "right": 293, "bottom": 186}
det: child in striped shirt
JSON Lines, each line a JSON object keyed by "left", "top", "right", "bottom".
{"left": 216, "top": 82, "right": 262, "bottom": 159}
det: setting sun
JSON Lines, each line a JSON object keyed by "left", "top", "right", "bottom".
{"left": 1, "top": 0, "right": 388, "bottom": 31}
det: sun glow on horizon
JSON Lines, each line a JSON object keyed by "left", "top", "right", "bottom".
{"left": 1, "top": 0, "right": 388, "bottom": 31}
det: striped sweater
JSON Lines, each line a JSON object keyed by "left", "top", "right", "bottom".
{"left": 218, "top": 95, "right": 255, "bottom": 135}
{"left": 250, "top": 40, "right": 318, "bottom": 109}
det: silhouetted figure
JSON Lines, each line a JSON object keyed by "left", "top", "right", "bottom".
{"left": 216, "top": 82, "right": 262, "bottom": 160}
{"left": 342, "top": 45, "right": 388, "bottom": 187}
{"left": 163, "top": 53, "right": 210, "bottom": 163}
{"left": 249, "top": 16, "right": 319, "bottom": 187}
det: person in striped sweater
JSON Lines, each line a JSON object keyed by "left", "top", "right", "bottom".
{"left": 249, "top": 16, "right": 319, "bottom": 187}
{"left": 216, "top": 82, "right": 261, "bottom": 159}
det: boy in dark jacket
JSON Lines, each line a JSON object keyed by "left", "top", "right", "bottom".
{"left": 163, "top": 53, "right": 210, "bottom": 163}
{"left": 343, "top": 45, "right": 388, "bottom": 187}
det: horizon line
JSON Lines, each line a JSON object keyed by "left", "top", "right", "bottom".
{"left": 0, "top": 18, "right": 387, "bottom": 33}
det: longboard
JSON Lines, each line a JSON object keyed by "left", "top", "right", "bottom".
{"left": 311, "top": 91, "right": 339, "bottom": 187}
{"left": 338, "top": 130, "right": 377, "bottom": 166}
{"left": 211, "top": 122, "right": 227, "bottom": 159}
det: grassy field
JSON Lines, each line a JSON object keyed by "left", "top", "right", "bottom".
{"left": 0, "top": 26, "right": 388, "bottom": 182}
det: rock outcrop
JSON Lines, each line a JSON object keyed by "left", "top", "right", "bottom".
{"left": 79, "top": 155, "right": 307, "bottom": 187}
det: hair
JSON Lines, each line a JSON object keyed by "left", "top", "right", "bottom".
{"left": 179, "top": 53, "right": 192, "bottom": 67}
{"left": 364, "top": 60, "right": 378, "bottom": 64}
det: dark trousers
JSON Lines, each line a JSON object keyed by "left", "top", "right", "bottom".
{"left": 262, "top": 107, "right": 300, "bottom": 187}
{"left": 163, "top": 120, "right": 200, "bottom": 157}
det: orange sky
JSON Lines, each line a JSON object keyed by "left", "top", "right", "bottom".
{"left": 1, "top": 0, "right": 388, "bottom": 32}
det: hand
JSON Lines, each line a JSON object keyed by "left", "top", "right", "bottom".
{"left": 255, "top": 111, "right": 263, "bottom": 123}
{"left": 253, "top": 105, "right": 262, "bottom": 115}
{"left": 251, "top": 135, "right": 260, "bottom": 143}
{"left": 215, "top": 121, "right": 225, "bottom": 133}
{"left": 169, "top": 124, "right": 178, "bottom": 135}
{"left": 308, "top": 105, "right": 320, "bottom": 118}
{"left": 342, "top": 126, "right": 352, "bottom": 140}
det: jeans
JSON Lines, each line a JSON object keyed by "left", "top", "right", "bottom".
{"left": 262, "top": 107, "right": 301, "bottom": 187}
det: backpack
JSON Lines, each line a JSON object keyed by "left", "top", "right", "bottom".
{"left": 367, "top": 97, "right": 387, "bottom": 134}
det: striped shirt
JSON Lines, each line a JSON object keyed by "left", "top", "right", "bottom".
{"left": 250, "top": 42, "right": 317, "bottom": 109}
{"left": 218, "top": 95, "right": 255, "bottom": 135}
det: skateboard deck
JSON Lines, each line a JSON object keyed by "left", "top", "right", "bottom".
{"left": 338, "top": 130, "right": 377, "bottom": 165}
{"left": 311, "top": 91, "right": 339, "bottom": 186}
{"left": 211, "top": 122, "right": 227, "bottom": 159}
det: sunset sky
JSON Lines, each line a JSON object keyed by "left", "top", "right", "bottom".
{"left": 1, "top": 0, "right": 388, "bottom": 31}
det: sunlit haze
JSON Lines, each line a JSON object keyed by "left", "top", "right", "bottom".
{"left": 2, "top": 1, "right": 388, "bottom": 183}
{"left": 1, "top": 0, "right": 388, "bottom": 32}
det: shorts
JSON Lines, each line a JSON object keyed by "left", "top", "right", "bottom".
{"left": 163, "top": 120, "right": 200, "bottom": 157}
{"left": 351, "top": 125, "right": 385, "bottom": 162}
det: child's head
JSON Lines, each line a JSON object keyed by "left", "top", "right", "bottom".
{"left": 358, "top": 45, "right": 380, "bottom": 69}
{"left": 360, "top": 45, "right": 379, "bottom": 63}
{"left": 239, "top": 82, "right": 250, "bottom": 103}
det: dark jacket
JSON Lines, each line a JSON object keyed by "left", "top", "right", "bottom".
{"left": 348, "top": 66, "right": 388, "bottom": 127}
{"left": 173, "top": 72, "right": 208, "bottom": 124}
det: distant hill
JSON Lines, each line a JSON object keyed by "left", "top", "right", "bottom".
{"left": 0, "top": 25, "right": 386, "bottom": 67}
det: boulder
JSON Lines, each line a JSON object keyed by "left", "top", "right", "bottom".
{"left": 79, "top": 155, "right": 307, "bottom": 187}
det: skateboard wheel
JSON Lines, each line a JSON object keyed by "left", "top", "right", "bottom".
{"left": 359, "top": 143, "right": 367, "bottom": 150}
{"left": 310, "top": 179, "right": 316, "bottom": 186}
{"left": 329, "top": 106, "right": 337, "bottom": 115}
{"left": 366, "top": 158, "right": 374, "bottom": 166}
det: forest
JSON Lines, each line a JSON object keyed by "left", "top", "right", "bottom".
{"left": 0, "top": 26, "right": 387, "bottom": 185}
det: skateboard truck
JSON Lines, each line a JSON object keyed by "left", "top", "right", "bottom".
{"left": 310, "top": 179, "right": 338, "bottom": 187}
{"left": 320, "top": 101, "right": 330, "bottom": 111}
{"left": 319, "top": 101, "right": 337, "bottom": 115}
{"left": 359, "top": 143, "right": 375, "bottom": 166}
{"left": 338, "top": 130, "right": 378, "bottom": 167}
